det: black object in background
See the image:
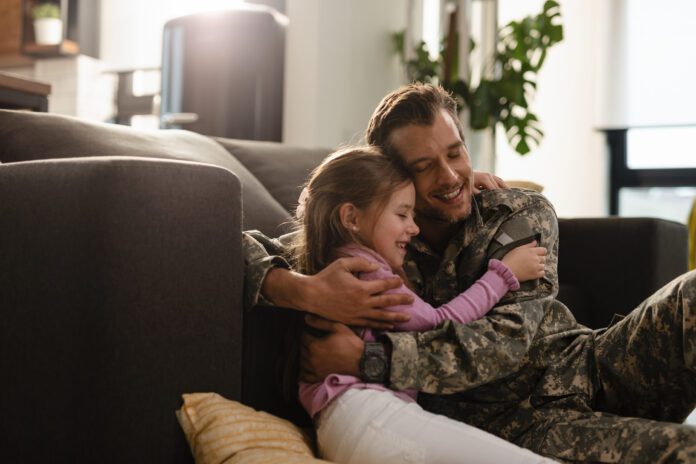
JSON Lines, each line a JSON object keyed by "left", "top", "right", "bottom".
{"left": 160, "top": 5, "right": 286, "bottom": 141}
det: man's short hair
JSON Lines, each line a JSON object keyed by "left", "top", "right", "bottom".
{"left": 365, "top": 83, "right": 465, "bottom": 158}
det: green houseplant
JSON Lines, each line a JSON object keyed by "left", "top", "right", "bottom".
{"left": 393, "top": 1, "right": 563, "bottom": 155}
{"left": 32, "top": 2, "right": 60, "bottom": 19}
{"left": 32, "top": 2, "right": 62, "bottom": 45}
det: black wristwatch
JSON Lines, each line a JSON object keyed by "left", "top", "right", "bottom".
{"left": 359, "top": 342, "right": 390, "bottom": 383}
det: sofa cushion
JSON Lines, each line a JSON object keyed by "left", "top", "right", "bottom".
{"left": 0, "top": 109, "right": 289, "bottom": 236}
{"left": 177, "top": 392, "right": 327, "bottom": 464}
{"left": 214, "top": 137, "right": 331, "bottom": 213}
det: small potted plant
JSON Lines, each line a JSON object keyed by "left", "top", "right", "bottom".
{"left": 32, "top": 2, "right": 62, "bottom": 45}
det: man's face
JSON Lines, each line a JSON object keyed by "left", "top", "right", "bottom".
{"left": 388, "top": 109, "right": 474, "bottom": 224}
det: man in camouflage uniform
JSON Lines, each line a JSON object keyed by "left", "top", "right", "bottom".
{"left": 243, "top": 83, "right": 696, "bottom": 462}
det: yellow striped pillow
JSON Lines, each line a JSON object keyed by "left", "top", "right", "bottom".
{"left": 176, "top": 392, "right": 329, "bottom": 464}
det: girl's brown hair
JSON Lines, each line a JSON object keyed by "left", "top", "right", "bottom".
{"left": 289, "top": 146, "right": 412, "bottom": 275}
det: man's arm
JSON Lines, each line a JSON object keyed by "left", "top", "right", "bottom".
{"left": 242, "top": 231, "right": 292, "bottom": 312}
{"left": 300, "top": 194, "right": 559, "bottom": 394}
{"left": 242, "top": 230, "right": 414, "bottom": 328}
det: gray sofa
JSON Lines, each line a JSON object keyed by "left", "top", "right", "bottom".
{"left": 0, "top": 109, "right": 688, "bottom": 463}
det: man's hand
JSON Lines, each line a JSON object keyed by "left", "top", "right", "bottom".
{"left": 300, "top": 315, "right": 364, "bottom": 383}
{"left": 473, "top": 171, "right": 508, "bottom": 194}
{"left": 264, "top": 257, "right": 413, "bottom": 329}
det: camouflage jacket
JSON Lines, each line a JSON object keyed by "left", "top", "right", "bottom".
{"left": 243, "top": 189, "right": 595, "bottom": 410}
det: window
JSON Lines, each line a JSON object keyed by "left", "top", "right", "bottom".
{"left": 605, "top": 126, "right": 696, "bottom": 224}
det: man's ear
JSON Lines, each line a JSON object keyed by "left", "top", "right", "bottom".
{"left": 339, "top": 202, "right": 360, "bottom": 232}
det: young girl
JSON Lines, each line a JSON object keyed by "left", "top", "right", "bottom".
{"left": 290, "top": 146, "right": 553, "bottom": 464}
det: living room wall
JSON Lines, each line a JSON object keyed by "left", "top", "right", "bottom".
{"left": 281, "top": 0, "right": 407, "bottom": 149}
{"left": 494, "top": 0, "right": 607, "bottom": 218}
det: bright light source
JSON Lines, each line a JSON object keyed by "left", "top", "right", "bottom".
{"left": 627, "top": 127, "right": 696, "bottom": 169}
{"left": 423, "top": 0, "right": 441, "bottom": 60}
{"left": 170, "top": 0, "right": 247, "bottom": 16}
{"left": 132, "top": 69, "right": 161, "bottom": 97}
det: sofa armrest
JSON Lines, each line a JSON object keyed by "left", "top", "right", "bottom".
{"left": 0, "top": 157, "right": 242, "bottom": 463}
{"left": 558, "top": 217, "right": 688, "bottom": 329}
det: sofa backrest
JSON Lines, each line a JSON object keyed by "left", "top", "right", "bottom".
{"left": 557, "top": 217, "right": 688, "bottom": 328}
{"left": 0, "top": 109, "right": 290, "bottom": 236}
{"left": 213, "top": 137, "right": 332, "bottom": 213}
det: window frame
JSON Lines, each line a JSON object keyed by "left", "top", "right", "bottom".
{"left": 604, "top": 127, "right": 696, "bottom": 215}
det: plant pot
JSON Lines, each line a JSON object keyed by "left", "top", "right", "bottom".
{"left": 34, "top": 18, "right": 62, "bottom": 45}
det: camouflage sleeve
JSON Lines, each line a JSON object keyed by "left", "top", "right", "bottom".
{"left": 383, "top": 194, "right": 559, "bottom": 394}
{"left": 242, "top": 230, "right": 292, "bottom": 311}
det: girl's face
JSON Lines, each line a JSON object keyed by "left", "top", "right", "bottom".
{"left": 357, "top": 182, "right": 420, "bottom": 269}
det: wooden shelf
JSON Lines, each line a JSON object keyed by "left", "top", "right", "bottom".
{"left": 0, "top": 72, "right": 51, "bottom": 96}
{"left": 23, "top": 39, "right": 79, "bottom": 58}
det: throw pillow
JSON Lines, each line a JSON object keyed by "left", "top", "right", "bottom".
{"left": 176, "top": 392, "right": 329, "bottom": 464}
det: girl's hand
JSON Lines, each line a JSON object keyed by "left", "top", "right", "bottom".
{"left": 472, "top": 171, "right": 508, "bottom": 193}
{"left": 502, "top": 241, "right": 547, "bottom": 282}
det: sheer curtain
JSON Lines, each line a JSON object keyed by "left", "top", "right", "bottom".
{"left": 602, "top": 0, "right": 696, "bottom": 224}
{"left": 599, "top": 0, "right": 696, "bottom": 128}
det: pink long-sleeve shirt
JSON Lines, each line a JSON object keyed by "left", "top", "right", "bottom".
{"left": 299, "top": 243, "right": 520, "bottom": 418}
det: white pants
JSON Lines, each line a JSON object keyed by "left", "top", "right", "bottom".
{"left": 316, "top": 388, "right": 556, "bottom": 464}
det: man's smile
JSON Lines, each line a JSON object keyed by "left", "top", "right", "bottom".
{"left": 433, "top": 184, "right": 464, "bottom": 204}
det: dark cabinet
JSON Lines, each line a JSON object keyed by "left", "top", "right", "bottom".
{"left": 160, "top": 7, "right": 286, "bottom": 141}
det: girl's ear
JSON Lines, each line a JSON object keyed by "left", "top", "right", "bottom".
{"left": 339, "top": 202, "right": 360, "bottom": 232}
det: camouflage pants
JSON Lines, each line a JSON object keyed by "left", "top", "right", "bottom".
{"left": 519, "top": 408, "right": 696, "bottom": 463}
{"left": 429, "top": 271, "right": 696, "bottom": 463}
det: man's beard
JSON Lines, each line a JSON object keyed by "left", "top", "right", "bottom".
{"left": 415, "top": 201, "right": 472, "bottom": 224}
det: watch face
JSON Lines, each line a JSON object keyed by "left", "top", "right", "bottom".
{"left": 365, "top": 355, "right": 385, "bottom": 377}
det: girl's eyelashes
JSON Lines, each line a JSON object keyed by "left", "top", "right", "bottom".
{"left": 397, "top": 211, "right": 416, "bottom": 220}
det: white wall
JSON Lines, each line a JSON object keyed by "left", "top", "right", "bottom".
{"left": 282, "top": 0, "right": 407, "bottom": 148}
{"left": 494, "top": 0, "right": 607, "bottom": 218}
